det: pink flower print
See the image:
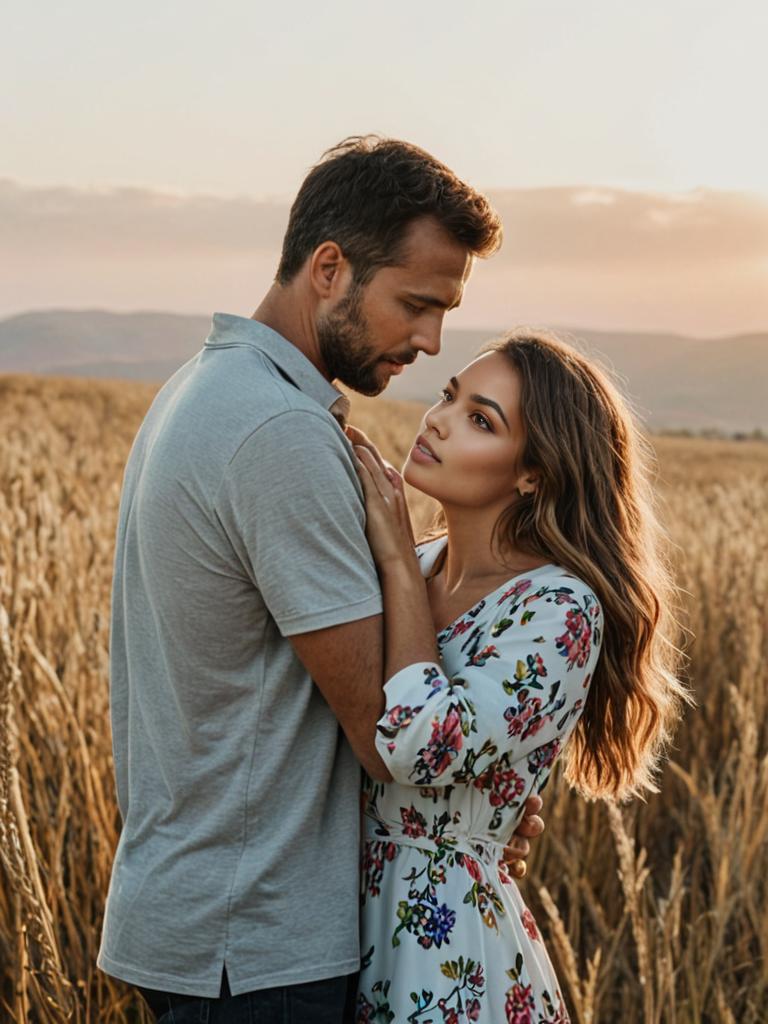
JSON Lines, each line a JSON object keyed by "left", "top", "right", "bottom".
{"left": 505, "top": 697, "right": 543, "bottom": 738}
{"left": 475, "top": 761, "right": 526, "bottom": 808}
{"left": 400, "top": 805, "right": 428, "bottom": 839}
{"left": 497, "top": 579, "right": 533, "bottom": 604}
{"left": 530, "top": 653, "right": 546, "bottom": 677}
{"left": 448, "top": 617, "right": 474, "bottom": 640}
{"left": 505, "top": 982, "right": 534, "bottom": 1023}
{"left": 489, "top": 765, "right": 526, "bottom": 808}
{"left": 556, "top": 608, "right": 592, "bottom": 670}
{"left": 521, "top": 908, "right": 540, "bottom": 942}
{"left": 527, "top": 739, "right": 561, "bottom": 774}
{"left": 421, "top": 706, "right": 464, "bottom": 778}
{"left": 468, "top": 963, "right": 485, "bottom": 988}
{"left": 467, "top": 996, "right": 482, "bottom": 1020}
{"left": 470, "top": 644, "right": 499, "bottom": 667}
{"left": 462, "top": 854, "right": 482, "bottom": 882}
{"left": 385, "top": 703, "right": 421, "bottom": 730}
{"left": 362, "top": 840, "right": 397, "bottom": 898}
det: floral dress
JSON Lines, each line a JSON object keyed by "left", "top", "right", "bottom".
{"left": 356, "top": 537, "right": 603, "bottom": 1024}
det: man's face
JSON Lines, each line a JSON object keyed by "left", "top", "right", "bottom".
{"left": 317, "top": 216, "right": 472, "bottom": 396}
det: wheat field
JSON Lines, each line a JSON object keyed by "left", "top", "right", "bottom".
{"left": 0, "top": 374, "right": 766, "bottom": 1023}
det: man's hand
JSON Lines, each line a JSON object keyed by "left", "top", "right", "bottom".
{"left": 502, "top": 794, "right": 545, "bottom": 879}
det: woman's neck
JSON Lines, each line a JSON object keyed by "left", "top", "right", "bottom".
{"left": 436, "top": 504, "right": 545, "bottom": 595}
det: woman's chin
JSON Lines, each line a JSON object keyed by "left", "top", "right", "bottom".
{"left": 403, "top": 458, "right": 439, "bottom": 498}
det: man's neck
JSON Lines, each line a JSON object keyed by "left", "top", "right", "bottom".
{"left": 252, "top": 282, "right": 331, "bottom": 381}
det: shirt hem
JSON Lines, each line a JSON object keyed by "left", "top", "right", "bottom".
{"left": 279, "top": 593, "right": 383, "bottom": 637}
{"left": 98, "top": 951, "right": 360, "bottom": 998}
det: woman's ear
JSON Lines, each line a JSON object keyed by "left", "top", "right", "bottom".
{"left": 515, "top": 472, "right": 539, "bottom": 497}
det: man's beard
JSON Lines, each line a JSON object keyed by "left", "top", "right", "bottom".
{"left": 317, "top": 284, "right": 390, "bottom": 396}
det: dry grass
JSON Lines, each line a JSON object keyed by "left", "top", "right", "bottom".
{"left": 1, "top": 374, "right": 766, "bottom": 1022}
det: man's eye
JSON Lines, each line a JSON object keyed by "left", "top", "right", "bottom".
{"left": 404, "top": 301, "right": 422, "bottom": 315}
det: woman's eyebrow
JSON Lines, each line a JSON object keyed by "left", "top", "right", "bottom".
{"left": 450, "top": 376, "right": 510, "bottom": 429}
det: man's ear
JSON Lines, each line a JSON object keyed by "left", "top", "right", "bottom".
{"left": 308, "top": 241, "right": 350, "bottom": 300}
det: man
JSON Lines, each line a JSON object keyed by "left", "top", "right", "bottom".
{"left": 98, "top": 136, "right": 545, "bottom": 1022}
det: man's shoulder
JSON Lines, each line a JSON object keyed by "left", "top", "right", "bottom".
{"left": 200, "top": 344, "right": 307, "bottom": 411}
{"left": 155, "top": 346, "right": 342, "bottom": 452}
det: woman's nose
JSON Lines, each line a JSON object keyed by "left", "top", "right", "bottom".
{"left": 424, "top": 406, "right": 447, "bottom": 438}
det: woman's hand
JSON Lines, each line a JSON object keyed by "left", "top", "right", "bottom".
{"left": 345, "top": 424, "right": 387, "bottom": 470}
{"left": 502, "top": 793, "right": 545, "bottom": 879}
{"left": 354, "top": 444, "right": 417, "bottom": 571}
{"left": 346, "top": 426, "right": 413, "bottom": 533}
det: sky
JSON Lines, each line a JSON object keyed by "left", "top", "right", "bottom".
{"left": 2, "top": 0, "right": 767, "bottom": 334}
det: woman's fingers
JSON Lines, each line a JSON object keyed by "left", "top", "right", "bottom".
{"left": 513, "top": 815, "right": 545, "bottom": 839}
{"left": 524, "top": 793, "right": 543, "bottom": 816}
{"left": 392, "top": 485, "right": 410, "bottom": 532}
{"left": 503, "top": 836, "right": 531, "bottom": 861}
{"left": 354, "top": 448, "right": 414, "bottom": 549}
{"left": 352, "top": 448, "right": 380, "bottom": 503}
{"left": 355, "top": 445, "right": 395, "bottom": 504}
{"left": 346, "top": 425, "right": 387, "bottom": 472}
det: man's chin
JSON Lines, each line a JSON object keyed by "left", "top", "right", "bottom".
{"left": 337, "top": 364, "right": 392, "bottom": 397}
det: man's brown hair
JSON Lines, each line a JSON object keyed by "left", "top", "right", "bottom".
{"left": 276, "top": 136, "right": 502, "bottom": 285}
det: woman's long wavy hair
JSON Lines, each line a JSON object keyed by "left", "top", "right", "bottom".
{"left": 427, "top": 329, "right": 690, "bottom": 801}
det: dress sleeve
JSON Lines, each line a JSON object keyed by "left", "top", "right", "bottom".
{"left": 374, "top": 576, "right": 602, "bottom": 787}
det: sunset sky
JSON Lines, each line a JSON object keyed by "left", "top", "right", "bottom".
{"left": 2, "top": 0, "right": 766, "bottom": 335}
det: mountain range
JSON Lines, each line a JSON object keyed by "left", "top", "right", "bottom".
{"left": 0, "top": 309, "right": 765, "bottom": 434}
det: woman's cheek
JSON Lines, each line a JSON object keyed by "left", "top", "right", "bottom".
{"left": 461, "top": 448, "right": 515, "bottom": 503}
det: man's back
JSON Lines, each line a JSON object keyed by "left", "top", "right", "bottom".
{"left": 99, "top": 315, "right": 381, "bottom": 996}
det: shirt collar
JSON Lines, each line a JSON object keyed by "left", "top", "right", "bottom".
{"left": 204, "top": 312, "right": 347, "bottom": 418}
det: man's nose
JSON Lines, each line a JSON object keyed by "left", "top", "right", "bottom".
{"left": 411, "top": 324, "right": 442, "bottom": 357}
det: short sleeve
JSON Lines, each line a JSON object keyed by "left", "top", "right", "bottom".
{"left": 374, "top": 576, "right": 602, "bottom": 786}
{"left": 214, "top": 408, "right": 382, "bottom": 635}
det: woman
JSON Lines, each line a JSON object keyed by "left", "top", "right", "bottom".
{"left": 351, "top": 330, "right": 687, "bottom": 1023}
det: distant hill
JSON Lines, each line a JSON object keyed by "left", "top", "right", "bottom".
{"left": 0, "top": 309, "right": 765, "bottom": 434}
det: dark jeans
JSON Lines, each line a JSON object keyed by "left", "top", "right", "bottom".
{"left": 138, "top": 967, "right": 358, "bottom": 1023}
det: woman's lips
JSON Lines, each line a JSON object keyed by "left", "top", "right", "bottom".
{"left": 410, "top": 436, "right": 441, "bottom": 464}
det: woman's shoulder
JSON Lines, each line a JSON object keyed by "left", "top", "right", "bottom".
{"left": 489, "top": 563, "right": 603, "bottom": 631}
{"left": 414, "top": 535, "right": 448, "bottom": 577}
{"left": 527, "top": 564, "right": 600, "bottom": 600}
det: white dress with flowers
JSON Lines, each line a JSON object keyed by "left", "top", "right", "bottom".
{"left": 355, "top": 538, "right": 602, "bottom": 1024}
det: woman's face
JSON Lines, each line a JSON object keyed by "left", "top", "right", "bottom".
{"left": 403, "top": 351, "right": 537, "bottom": 509}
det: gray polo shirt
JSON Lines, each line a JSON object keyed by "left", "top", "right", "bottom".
{"left": 98, "top": 313, "right": 382, "bottom": 996}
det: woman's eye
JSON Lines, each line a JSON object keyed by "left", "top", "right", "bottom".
{"left": 439, "top": 388, "right": 453, "bottom": 402}
{"left": 471, "top": 412, "right": 492, "bottom": 431}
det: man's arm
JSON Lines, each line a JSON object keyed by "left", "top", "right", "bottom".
{"left": 215, "top": 410, "right": 393, "bottom": 778}
{"left": 290, "top": 614, "right": 392, "bottom": 781}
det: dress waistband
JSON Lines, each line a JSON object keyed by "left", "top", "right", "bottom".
{"left": 363, "top": 811, "right": 510, "bottom": 870}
